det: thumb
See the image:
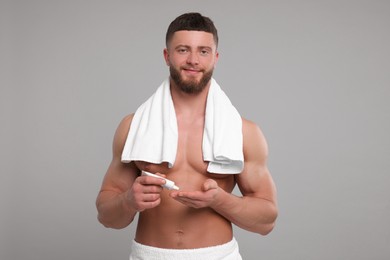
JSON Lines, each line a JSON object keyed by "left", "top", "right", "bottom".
{"left": 202, "top": 179, "right": 218, "bottom": 191}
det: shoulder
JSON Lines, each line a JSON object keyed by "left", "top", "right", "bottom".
{"left": 242, "top": 117, "right": 267, "bottom": 145}
{"left": 121, "top": 113, "right": 135, "bottom": 126}
{"left": 112, "top": 113, "right": 135, "bottom": 155}
{"left": 242, "top": 118, "right": 260, "bottom": 135}
{"left": 116, "top": 113, "right": 135, "bottom": 135}
{"left": 241, "top": 117, "right": 269, "bottom": 162}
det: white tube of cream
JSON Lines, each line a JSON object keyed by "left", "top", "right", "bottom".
{"left": 141, "top": 171, "right": 179, "bottom": 190}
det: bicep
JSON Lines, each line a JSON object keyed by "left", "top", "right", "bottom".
{"left": 236, "top": 120, "right": 277, "bottom": 202}
{"left": 98, "top": 114, "right": 139, "bottom": 197}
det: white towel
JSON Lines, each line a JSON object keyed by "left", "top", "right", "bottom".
{"left": 129, "top": 237, "right": 242, "bottom": 260}
{"left": 121, "top": 78, "right": 243, "bottom": 174}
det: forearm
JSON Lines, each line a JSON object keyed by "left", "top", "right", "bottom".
{"left": 212, "top": 188, "right": 278, "bottom": 235}
{"left": 96, "top": 190, "right": 138, "bottom": 229}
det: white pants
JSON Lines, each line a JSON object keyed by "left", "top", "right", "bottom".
{"left": 129, "top": 237, "right": 242, "bottom": 260}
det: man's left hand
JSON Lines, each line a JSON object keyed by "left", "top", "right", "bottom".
{"left": 169, "top": 179, "right": 220, "bottom": 209}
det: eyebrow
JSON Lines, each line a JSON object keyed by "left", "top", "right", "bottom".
{"left": 174, "top": 45, "right": 213, "bottom": 51}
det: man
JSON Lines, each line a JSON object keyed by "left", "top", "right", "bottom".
{"left": 96, "top": 12, "right": 277, "bottom": 259}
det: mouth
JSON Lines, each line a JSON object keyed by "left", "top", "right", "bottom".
{"left": 182, "top": 67, "right": 202, "bottom": 75}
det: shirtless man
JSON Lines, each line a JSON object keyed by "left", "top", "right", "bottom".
{"left": 96, "top": 13, "right": 278, "bottom": 259}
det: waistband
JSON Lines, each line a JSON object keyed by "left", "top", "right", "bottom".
{"left": 129, "top": 237, "right": 242, "bottom": 260}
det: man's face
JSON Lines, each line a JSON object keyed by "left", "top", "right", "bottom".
{"left": 164, "top": 30, "right": 219, "bottom": 94}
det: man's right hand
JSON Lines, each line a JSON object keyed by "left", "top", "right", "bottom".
{"left": 124, "top": 174, "right": 166, "bottom": 212}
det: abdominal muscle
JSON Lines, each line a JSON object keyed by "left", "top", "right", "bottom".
{"left": 133, "top": 160, "right": 236, "bottom": 249}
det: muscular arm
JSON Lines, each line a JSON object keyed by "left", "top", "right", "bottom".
{"left": 96, "top": 115, "right": 139, "bottom": 229}
{"left": 212, "top": 120, "right": 278, "bottom": 235}
{"left": 171, "top": 119, "right": 278, "bottom": 235}
{"left": 96, "top": 115, "right": 166, "bottom": 229}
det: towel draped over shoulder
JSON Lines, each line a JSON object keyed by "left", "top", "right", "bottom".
{"left": 121, "top": 78, "right": 243, "bottom": 174}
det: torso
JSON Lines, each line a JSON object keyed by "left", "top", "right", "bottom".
{"left": 133, "top": 113, "right": 236, "bottom": 249}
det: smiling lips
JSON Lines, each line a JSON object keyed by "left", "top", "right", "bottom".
{"left": 182, "top": 67, "right": 203, "bottom": 75}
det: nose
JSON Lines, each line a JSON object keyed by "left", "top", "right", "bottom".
{"left": 186, "top": 52, "right": 199, "bottom": 65}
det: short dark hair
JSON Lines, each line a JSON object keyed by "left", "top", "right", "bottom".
{"left": 166, "top": 12, "right": 218, "bottom": 48}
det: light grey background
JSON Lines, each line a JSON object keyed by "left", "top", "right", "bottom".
{"left": 1, "top": 0, "right": 389, "bottom": 259}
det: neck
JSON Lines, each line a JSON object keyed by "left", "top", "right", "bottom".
{"left": 170, "top": 79, "right": 211, "bottom": 117}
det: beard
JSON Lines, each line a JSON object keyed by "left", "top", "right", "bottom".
{"left": 169, "top": 66, "right": 213, "bottom": 95}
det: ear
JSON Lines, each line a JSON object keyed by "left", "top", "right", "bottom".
{"left": 163, "top": 48, "right": 170, "bottom": 66}
{"left": 214, "top": 51, "right": 219, "bottom": 68}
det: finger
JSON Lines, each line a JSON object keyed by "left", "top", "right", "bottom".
{"left": 140, "top": 198, "right": 161, "bottom": 210}
{"left": 142, "top": 185, "right": 163, "bottom": 194}
{"left": 141, "top": 193, "right": 161, "bottom": 202}
{"left": 155, "top": 172, "right": 167, "bottom": 178}
{"left": 169, "top": 191, "right": 179, "bottom": 198}
{"left": 175, "top": 191, "right": 204, "bottom": 201}
{"left": 138, "top": 176, "right": 166, "bottom": 186}
{"left": 132, "top": 180, "right": 163, "bottom": 195}
{"left": 173, "top": 197, "right": 202, "bottom": 208}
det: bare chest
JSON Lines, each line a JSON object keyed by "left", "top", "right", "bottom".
{"left": 134, "top": 117, "right": 234, "bottom": 190}
{"left": 174, "top": 117, "right": 206, "bottom": 172}
{"left": 135, "top": 118, "right": 206, "bottom": 173}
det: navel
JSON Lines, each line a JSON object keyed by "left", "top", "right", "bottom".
{"left": 175, "top": 229, "right": 185, "bottom": 235}
{"left": 175, "top": 229, "right": 185, "bottom": 247}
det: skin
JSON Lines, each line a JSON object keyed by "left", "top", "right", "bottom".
{"left": 96, "top": 30, "right": 278, "bottom": 249}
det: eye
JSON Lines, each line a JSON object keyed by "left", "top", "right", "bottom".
{"left": 200, "top": 49, "right": 210, "bottom": 56}
{"left": 177, "top": 48, "right": 188, "bottom": 54}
